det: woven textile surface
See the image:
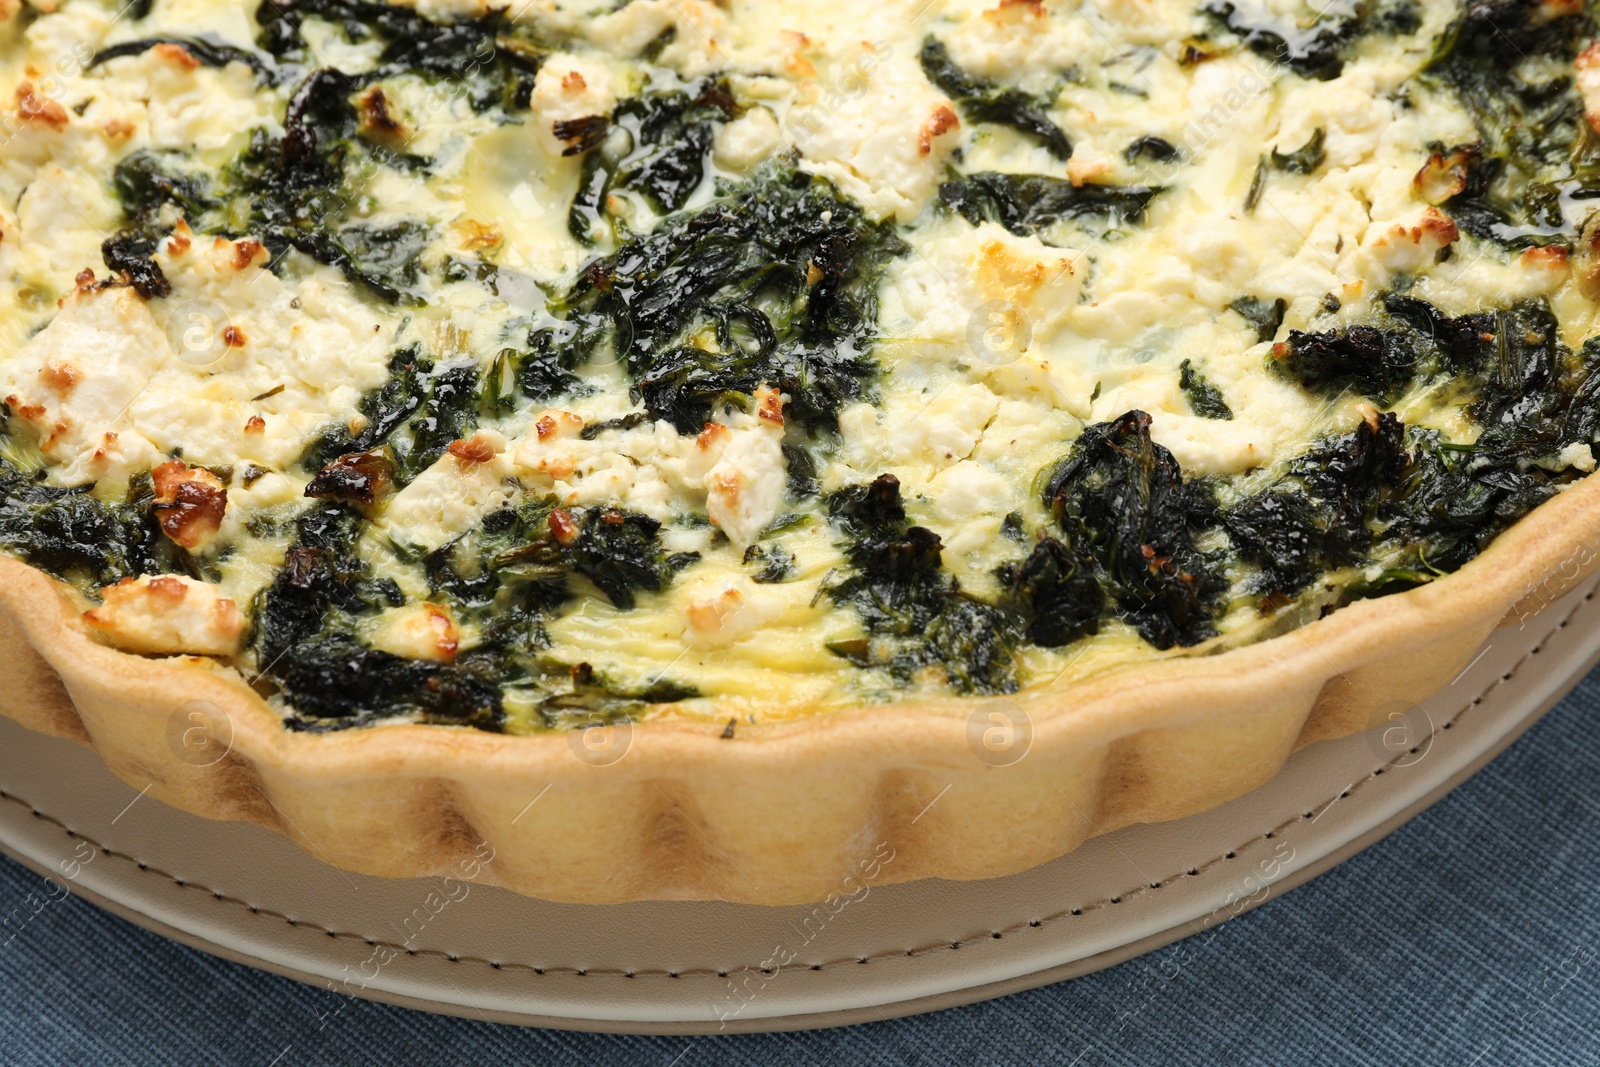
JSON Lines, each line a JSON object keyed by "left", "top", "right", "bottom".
{"left": 2, "top": 669, "right": 1597, "bottom": 1066}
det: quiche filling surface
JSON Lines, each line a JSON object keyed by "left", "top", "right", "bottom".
{"left": 1, "top": 0, "right": 1598, "bottom": 732}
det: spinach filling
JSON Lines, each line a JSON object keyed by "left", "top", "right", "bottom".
{"left": 1202, "top": 0, "right": 1423, "bottom": 82}
{"left": 938, "top": 172, "right": 1164, "bottom": 240}
{"left": 824, "top": 475, "right": 1022, "bottom": 695}
{"left": 300, "top": 346, "right": 483, "bottom": 485}
{"left": 255, "top": 0, "right": 547, "bottom": 113}
{"left": 568, "top": 79, "right": 740, "bottom": 244}
{"left": 545, "top": 166, "right": 909, "bottom": 435}
{"left": 919, "top": 38, "right": 1072, "bottom": 159}
{"left": 1039, "top": 411, "right": 1226, "bottom": 650}
{"left": 1272, "top": 291, "right": 1552, "bottom": 408}
{"left": 103, "top": 68, "right": 435, "bottom": 304}
{"left": 250, "top": 502, "right": 503, "bottom": 731}
{"left": 821, "top": 287, "right": 1600, "bottom": 688}
{"left": 0, "top": 456, "right": 191, "bottom": 590}
{"left": 97, "top": 0, "right": 559, "bottom": 303}
{"left": 251, "top": 493, "right": 696, "bottom": 730}
{"left": 423, "top": 502, "right": 698, "bottom": 729}
{"left": 1421, "top": 0, "right": 1596, "bottom": 248}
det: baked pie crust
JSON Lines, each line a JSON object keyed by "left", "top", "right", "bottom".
{"left": 3, "top": 470, "right": 1594, "bottom": 905}
{"left": 3, "top": 0, "right": 1598, "bottom": 904}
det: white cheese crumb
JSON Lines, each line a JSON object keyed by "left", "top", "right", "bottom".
{"left": 84, "top": 575, "right": 245, "bottom": 657}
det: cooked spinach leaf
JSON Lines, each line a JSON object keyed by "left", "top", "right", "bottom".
{"left": 743, "top": 543, "right": 795, "bottom": 583}
{"left": 825, "top": 474, "right": 1021, "bottom": 693}
{"left": 1125, "top": 135, "right": 1181, "bottom": 164}
{"left": 1000, "top": 535, "right": 1103, "bottom": 648}
{"left": 252, "top": 502, "right": 403, "bottom": 668}
{"left": 278, "top": 638, "right": 504, "bottom": 731}
{"left": 1423, "top": 0, "right": 1594, "bottom": 247}
{"left": 919, "top": 38, "right": 1071, "bottom": 159}
{"left": 300, "top": 347, "right": 482, "bottom": 483}
{"left": 101, "top": 151, "right": 219, "bottom": 299}
{"left": 1269, "top": 126, "right": 1325, "bottom": 174}
{"left": 1179, "top": 359, "right": 1234, "bottom": 420}
{"left": 939, "top": 171, "right": 1163, "bottom": 239}
{"left": 1224, "top": 413, "right": 1406, "bottom": 598}
{"left": 1041, "top": 411, "right": 1224, "bottom": 649}
{"left": 1271, "top": 322, "right": 1418, "bottom": 404}
{"left": 1228, "top": 294, "right": 1287, "bottom": 343}
{"left": 421, "top": 501, "right": 693, "bottom": 726}
{"left": 553, "top": 166, "right": 907, "bottom": 434}
{"left": 569, "top": 79, "right": 739, "bottom": 244}
{"left": 1203, "top": 0, "right": 1420, "bottom": 82}
{"left": 222, "top": 69, "right": 434, "bottom": 303}
{"left": 255, "top": 0, "right": 546, "bottom": 112}
{"left": 254, "top": 502, "right": 501, "bottom": 730}
{"left": 0, "top": 457, "right": 185, "bottom": 591}
{"left": 90, "top": 35, "right": 280, "bottom": 82}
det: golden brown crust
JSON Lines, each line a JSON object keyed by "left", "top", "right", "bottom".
{"left": 2, "top": 471, "right": 1599, "bottom": 904}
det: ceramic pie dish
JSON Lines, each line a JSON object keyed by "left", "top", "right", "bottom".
{"left": 1, "top": 0, "right": 1598, "bottom": 903}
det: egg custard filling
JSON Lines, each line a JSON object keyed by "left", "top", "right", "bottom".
{"left": 0, "top": 0, "right": 1597, "bottom": 733}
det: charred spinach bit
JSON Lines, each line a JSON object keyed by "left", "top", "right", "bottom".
{"left": 569, "top": 79, "right": 739, "bottom": 244}
{"left": 300, "top": 347, "right": 481, "bottom": 483}
{"left": 1203, "top": 1, "right": 1419, "bottom": 82}
{"left": 90, "top": 35, "right": 281, "bottom": 82}
{"left": 255, "top": 0, "right": 546, "bottom": 113}
{"left": 825, "top": 475, "right": 1021, "bottom": 694}
{"left": 555, "top": 166, "right": 907, "bottom": 434}
{"left": 1272, "top": 322, "right": 1417, "bottom": 404}
{"left": 0, "top": 458, "right": 184, "bottom": 591}
{"left": 303, "top": 448, "right": 393, "bottom": 507}
{"left": 1423, "top": 0, "right": 1594, "bottom": 247}
{"left": 1178, "top": 359, "right": 1234, "bottom": 420}
{"left": 1042, "top": 411, "right": 1224, "bottom": 649}
{"left": 1269, "top": 127, "right": 1325, "bottom": 174}
{"left": 939, "top": 171, "right": 1163, "bottom": 239}
{"left": 101, "top": 229, "right": 173, "bottom": 300}
{"left": 919, "top": 38, "right": 1071, "bottom": 159}
{"left": 1228, "top": 294, "right": 1286, "bottom": 343}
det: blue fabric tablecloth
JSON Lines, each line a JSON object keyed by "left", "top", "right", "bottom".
{"left": 3, "top": 666, "right": 1598, "bottom": 1066}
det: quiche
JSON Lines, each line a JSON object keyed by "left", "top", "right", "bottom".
{"left": 1, "top": 0, "right": 1598, "bottom": 903}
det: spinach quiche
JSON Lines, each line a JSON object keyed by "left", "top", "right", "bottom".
{"left": 1, "top": 0, "right": 1598, "bottom": 903}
